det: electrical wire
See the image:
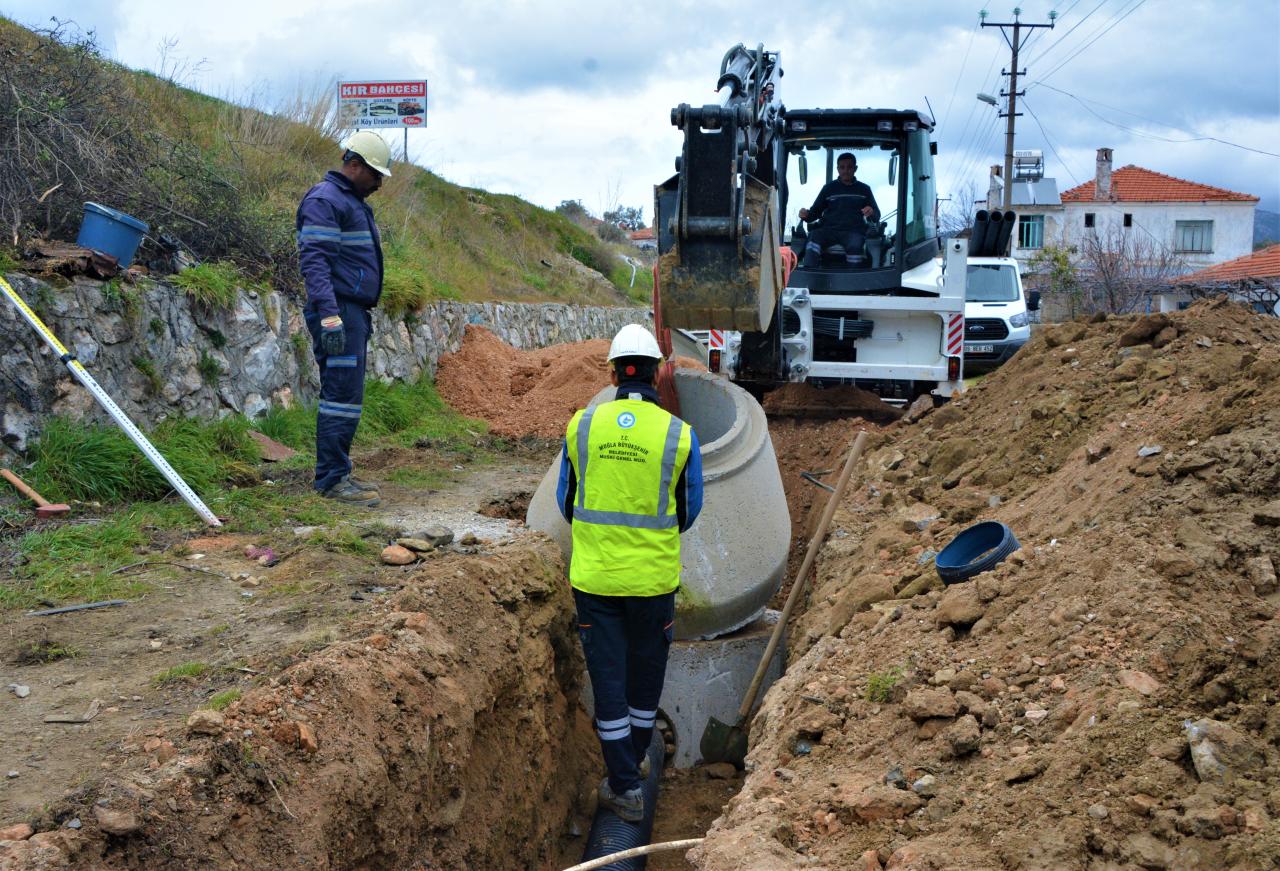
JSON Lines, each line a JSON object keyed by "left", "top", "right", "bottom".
{"left": 1025, "top": 0, "right": 1108, "bottom": 68}
{"left": 1020, "top": 97, "right": 1081, "bottom": 186}
{"left": 940, "top": 21, "right": 980, "bottom": 135}
{"left": 1037, "top": 0, "right": 1148, "bottom": 84}
{"left": 1030, "top": 82, "right": 1280, "bottom": 158}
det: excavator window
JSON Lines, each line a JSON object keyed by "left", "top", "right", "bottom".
{"left": 783, "top": 141, "right": 899, "bottom": 270}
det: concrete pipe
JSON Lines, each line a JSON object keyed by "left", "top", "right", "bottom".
{"left": 526, "top": 369, "right": 790, "bottom": 640}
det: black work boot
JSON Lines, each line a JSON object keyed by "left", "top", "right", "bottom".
{"left": 323, "top": 476, "right": 380, "bottom": 507}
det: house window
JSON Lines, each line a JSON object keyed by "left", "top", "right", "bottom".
{"left": 1018, "top": 214, "right": 1045, "bottom": 249}
{"left": 1084, "top": 212, "right": 1095, "bottom": 228}
{"left": 1175, "top": 220, "right": 1213, "bottom": 253}
{"left": 1123, "top": 213, "right": 1133, "bottom": 227}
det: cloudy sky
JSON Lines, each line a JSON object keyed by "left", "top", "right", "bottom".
{"left": 5, "top": 0, "right": 1279, "bottom": 218}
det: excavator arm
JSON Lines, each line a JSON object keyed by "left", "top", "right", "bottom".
{"left": 654, "top": 44, "right": 786, "bottom": 333}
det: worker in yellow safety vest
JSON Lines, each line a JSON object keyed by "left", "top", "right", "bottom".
{"left": 555, "top": 324, "right": 703, "bottom": 822}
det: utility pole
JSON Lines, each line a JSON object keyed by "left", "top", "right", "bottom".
{"left": 981, "top": 8, "right": 1056, "bottom": 208}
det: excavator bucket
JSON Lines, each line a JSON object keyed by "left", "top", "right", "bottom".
{"left": 656, "top": 176, "right": 783, "bottom": 333}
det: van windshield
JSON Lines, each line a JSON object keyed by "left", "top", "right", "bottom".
{"left": 966, "top": 265, "right": 1019, "bottom": 302}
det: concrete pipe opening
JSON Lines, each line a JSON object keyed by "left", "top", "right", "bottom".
{"left": 526, "top": 369, "right": 790, "bottom": 641}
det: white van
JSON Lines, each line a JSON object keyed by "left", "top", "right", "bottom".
{"left": 963, "top": 257, "right": 1037, "bottom": 373}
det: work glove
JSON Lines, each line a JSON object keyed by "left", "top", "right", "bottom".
{"left": 320, "top": 316, "right": 345, "bottom": 355}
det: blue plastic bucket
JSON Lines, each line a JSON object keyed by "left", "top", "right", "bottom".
{"left": 76, "top": 202, "right": 148, "bottom": 268}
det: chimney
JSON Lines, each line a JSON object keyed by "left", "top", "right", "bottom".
{"left": 1095, "top": 147, "right": 1113, "bottom": 201}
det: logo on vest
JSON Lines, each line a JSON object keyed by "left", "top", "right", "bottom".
{"left": 616, "top": 411, "right": 636, "bottom": 429}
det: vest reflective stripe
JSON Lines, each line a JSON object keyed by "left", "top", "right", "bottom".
{"left": 567, "top": 399, "right": 692, "bottom": 596}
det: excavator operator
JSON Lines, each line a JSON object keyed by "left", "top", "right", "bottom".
{"left": 798, "top": 152, "right": 880, "bottom": 268}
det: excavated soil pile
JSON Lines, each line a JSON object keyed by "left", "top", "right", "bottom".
{"left": 0, "top": 539, "right": 598, "bottom": 871}
{"left": 435, "top": 325, "right": 704, "bottom": 438}
{"left": 691, "top": 299, "right": 1280, "bottom": 870}
{"left": 764, "top": 383, "right": 903, "bottom": 421}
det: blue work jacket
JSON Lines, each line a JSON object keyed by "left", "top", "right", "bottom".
{"left": 296, "top": 170, "right": 384, "bottom": 317}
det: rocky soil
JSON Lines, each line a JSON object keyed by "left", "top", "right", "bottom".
{"left": 690, "top": 299, "right": 1280, "bottom": 870}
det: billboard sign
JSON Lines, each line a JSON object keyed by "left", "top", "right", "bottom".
{"left": 337, "top": 80, "right": 428, "bottom": 129}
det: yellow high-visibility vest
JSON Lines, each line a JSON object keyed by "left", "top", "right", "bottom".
{"left": 565, "top": 398, "right": 693, "bottom": 596}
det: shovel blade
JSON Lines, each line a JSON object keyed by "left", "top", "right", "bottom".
{"left": 699, "top": 715, "right": 748, "bottom": 768}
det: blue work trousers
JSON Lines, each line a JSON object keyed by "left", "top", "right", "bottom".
{"left": 304, "top": 297, "right": 372, "bottom": 493}
{"left": 803, "top": 226, "right": 866, "bottom": 268}
{"left": 574, "top": 589, "right": 675, "bottom": 794}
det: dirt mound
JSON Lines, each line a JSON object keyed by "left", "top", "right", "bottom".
{"left": 436, "top": 325, "right": 706, "bottom": 439}
{"left": 692, "top": 300, "right": 1280, "bottom": 870}
{"left": 0, "top": 539, "right": 599, "bottom": 870}
{"left": 764, "top": 383, "right": 903, "bottom": 420}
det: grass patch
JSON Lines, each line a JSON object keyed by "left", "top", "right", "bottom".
{"left": 26, "top": 415, "right": 260, "bottom": 504}
{"left": 385, "top": 466, "right": 453, "bottom": 489}
{"left": 206, "top": 689, "right": 241, "bottom": 711}
{"left": 313, "top": 525, "right": 374, "bottom": 557}
{"left": 172, "top": 261, "right": 247, "bottom": 308}
{"left": 18, "top": 639, "right": 82, "bottom": 663}
{"left": 153, "top": 661, "right": 211, "bottom": 685}
{"left": 132, "top": 354, "right": 162, "bottom": 393}
{"left": 865, "top": 666, "right": 904, "bottom": 703}
{"left": 197, "top": 349, "right": 223, "bottom": 385}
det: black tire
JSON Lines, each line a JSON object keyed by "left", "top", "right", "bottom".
{"left": 934, "top": 521, "right": 1020, "bottom": 585}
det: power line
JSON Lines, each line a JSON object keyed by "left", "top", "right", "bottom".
{"left": 940, "top": 21, "right": 980, "bottom": 135}
{"left": 1025, "top": 0, "right": 1107, "bottom": 67}
{"left": 1021, "top": 97, "right": 1081, "bottom": 185}
{"left": 1031, "top": 82, "right": 1280, "bottom": 158}
{"left": 1038, "top": 0, "right": 1148, "bottom": 84}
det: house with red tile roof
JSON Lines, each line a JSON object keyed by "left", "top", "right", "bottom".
{"left": 1161, "top": 243, "right": 1280, "bottom": 316}
{"left": 628, "top": 226, "right": 656, "bottom": 250}
{"left": 1054, "top": 148, "right": 1258, "bottom": 272}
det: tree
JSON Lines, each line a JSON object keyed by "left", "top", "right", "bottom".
{"left": 1028, "top": 244, "right": 1082, "bottom": 318}
{"left": 603, "top": 205, "right": 644, "bottom": 232}
{"left": 555, "top": 199, "right": 592, "bottom": 228}
{"left": 1076, "top": 224, "right": 1185, "bottom": 315}
{"left": 938, "top": 181, "right": 980, "bottom": 238}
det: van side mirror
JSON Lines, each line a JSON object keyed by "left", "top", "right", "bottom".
{"left": 1027, "top": 290, "right": 1041, "bottom": 312}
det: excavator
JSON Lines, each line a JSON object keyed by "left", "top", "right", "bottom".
{"left": 654, "top": 44, "right": 968, "bottom": 405}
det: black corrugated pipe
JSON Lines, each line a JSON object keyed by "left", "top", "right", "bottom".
{"left": 580, "top": 735, "right": 666, "bottom": 869}
{"left": 968, "top": 209, "right": 990, "bottom": 256}
{"left": 993, "top": 209, "right": 1016, "bottom": 256}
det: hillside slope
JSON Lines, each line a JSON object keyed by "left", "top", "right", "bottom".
{"left": 0, "top": 18, "right": 636, "bottom": 314}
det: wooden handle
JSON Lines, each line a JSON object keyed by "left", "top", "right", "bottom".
{"left": 1, "top": 468, "right": 50, "bottom": 507}
{"left": 735, "top": 430, "right": 869, "bottom": 722}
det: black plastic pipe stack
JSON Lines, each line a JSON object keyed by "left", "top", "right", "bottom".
{"left": 579, "top": 734, "right": 666, "bottom": 869}
{"left": 968, "top": 209, "right": 990, "bottom": 256}
{"left": 992, "top": 210, "right": 1016, "bottom": 256}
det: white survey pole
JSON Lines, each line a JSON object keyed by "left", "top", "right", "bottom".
{"left": 1, "top": 276, "right": 222, "bottom": 526}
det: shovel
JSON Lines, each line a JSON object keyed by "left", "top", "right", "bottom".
{"left": 699, "top": 430, "right": 869, "bottom": 767}
{"left": 1, "top": 469, "right": 70, "bottom": 518}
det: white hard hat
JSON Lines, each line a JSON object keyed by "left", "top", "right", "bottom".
{"left": 343, "top": 130, "right": 392, "bottom": 177}
{"left": 607, "top": 324, "right": 663, "bottom": 361}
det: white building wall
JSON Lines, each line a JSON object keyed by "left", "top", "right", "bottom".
{"left": 1058, "top": 201, "right": 1254, "bottom": 271}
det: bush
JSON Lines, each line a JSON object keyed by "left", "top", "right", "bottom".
{"left": 172, "top": 261, "right": 246, "bottom": 308}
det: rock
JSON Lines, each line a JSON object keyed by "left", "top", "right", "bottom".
{"left": 943, "top": 715, "right": 981, "bottom": 756}
{"left": 381, "top": 544, "right": 416, "bottom": 565}
{"left": 459, "top": 531, "right": 479, "bottom": 546}
{"left": 1127, "top": 794, "right": 1159, "bottom": 815}
{"left": 1002, "top": 755, "right": 1047, "bottom": 784}
{"left": 859, "top": 848, "right": 883, "bottom": 870}
{"left": 1184, "top": 718, "right": 1267, "bottom": 783}
{"left": 417, "top": 525, "right": 455, "bottom": 546}
{"left": 1110, "top": 356, "right": 1146, "bottom": 381}
{"left": 297, "top": 722, "right": 318, "bottom": 754}
{"left": 247, "top": 430, "right": 297, "bottom": 462}
{"left": 185, "top": 710, "right": 225, "bottom": 736}
{"left": 1127, "top": 833, "right": 1176, "bottom": 868}
{"left": 934, "top": 583, "right": 984, "bottom": 627}
{"left": 396, "top": 537, "right": 435, "bottom": 553}
{"left": 1118, "top": 669, "right": 1161, "bottom": 696}
{"left": 0, "top": 823, "right": 33, "bottom": 840}
{"left": 898, "top": 573, "right": 943, "bottom": 598}
{"left": 1087, "top": 803, "right": 1109, "bottom": 820}
{"left": 93, "top": 805, "right": 141, "bottom": 836}
{"left": 883, "top": 765, "right": 907, "bottom": 789}
{"left": 1246, "top": 556, "right": 1277, "bottom": 595}
{"left": 705, "top": 762, "right": 737, "bottom": 780}
{"left": 1252, "top": 501, "right": 1280, "bottom": 527}
{"left": 953, "top": 690, "right": 987, "bottom": 719}
{"left": 1044, "top": 322, "right": 1087, "bottom": 348}
{"left": 1150, "top": 325, "right": 1178, "bottom": 349}
{"left": 272, "top": 721, "right": 300, "bottom": 747}
{"left": 902, "top": 688, "right": 958, "bottom": 722}
{"left": 1023, "top": 705, "right": 1049, "bottom": 725}
{"left": 902, "top": 394, "right": 934, "bottom": 424}
{"left": 1118, "top": 313, "right": 1170, "bottom": 347}
{"left": 1201, "top": 677, "right": 1234, "bottom": 707}
{"left": 1136, "top": 444, "right": 1163, "bottom": 458}
{"left": 910, "top": 774, "right": 938, "bottom": 798}
{"left": 844, "top": 785, "right": 925, "bottom": 822}
{"left": 11, "top": 685, "right": 29, "bottom": 699}
{"left": 1153, "top": 549, "right": 1198, "bottom": 579}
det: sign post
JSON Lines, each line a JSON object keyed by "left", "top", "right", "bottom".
{"left": 337, "top": 79, "right": 427, "bottom": 160}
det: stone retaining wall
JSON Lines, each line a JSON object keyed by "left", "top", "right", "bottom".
{"left": 1, "top": 272, "right": 646, "bottom": 450}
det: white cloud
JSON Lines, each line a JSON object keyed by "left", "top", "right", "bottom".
{"left": 4, "top": 0, "right": 1277, "bottom": 215}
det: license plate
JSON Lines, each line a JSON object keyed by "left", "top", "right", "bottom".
{"left": 965, "top": 343, "right": 994, "bottom": 354}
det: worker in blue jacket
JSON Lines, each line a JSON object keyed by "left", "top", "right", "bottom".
{"left": 799, "top": 152, "right": 880, "bottom": 268}
{"left": 296, "top": 131, "right": 392, "bottom": 506}
{"left": 555, "top": 324, "right": 703, "bottom": 822}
